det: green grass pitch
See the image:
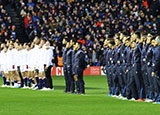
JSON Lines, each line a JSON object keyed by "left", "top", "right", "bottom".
{"left": 0, "top": 76, "right": 160, "bottom": 115}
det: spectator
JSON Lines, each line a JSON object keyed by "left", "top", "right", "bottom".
{"left": 12, "top": 0, "right": 160, "bottom": 66}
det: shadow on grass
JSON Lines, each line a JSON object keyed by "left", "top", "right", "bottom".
{"left": 54, "top": 85, "right": 106, "bottom": 90}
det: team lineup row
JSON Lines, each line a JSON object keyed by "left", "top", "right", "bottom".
{"left": 0, "top": 37, "right": 87, "bottom": 94}
{"left": 103, "top": 31, "right": 160, "bottom": 104}
{"left": 0, "top": 37, "right": 54, "bottom": 90}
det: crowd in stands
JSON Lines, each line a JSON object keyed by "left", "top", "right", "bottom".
{"left": 0, "top": 3, "right": 17, "bottom": 43}
{"left": 3, "top": 0, "right": 160, "bottom": 66}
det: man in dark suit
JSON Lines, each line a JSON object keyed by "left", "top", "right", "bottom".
{"left": 151, "top": 36, "right": 160, "bottom": 104}
{"left": 62, "top": 38, "right": 70, "bottom": 93}
{"left": 75, "top": 42, "right": 86, "bottom": 94}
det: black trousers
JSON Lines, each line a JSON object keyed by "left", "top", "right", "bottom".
{"left": 64, "top": 66, "right": 70, "bottom": 92}
{"left": 67, "top": 67, "right": 75, "bottom": 93}
{"left": 106, "top": 66, "right": 112, "bottom": 95}
{"left": 126, "top": 67, "right": 138, "bottom": 99}
{"left": 77, "top": 68, "right": 85, "bottom": 94}
{"left": 133, "top": 63, "right": 144, "bottom": 99}
{"left": 117, "top": 65, "right": 125, "bottom": 94}
{"left": 45, "top": 66, "right": 53, "bottom": 89}
{"left": 112, "top": 65, "right": 120, "bottom": 95}
{"left": 147, "top": 66, "right": 154, "bottom": 96}
{"left": 17, "top": 66, "right": 24, "bottom": 87}
{"left": 153, "top": 75, "right": 160, "bottom": 101}
{"left": 141, "top": 64, "right": 149, "bottom": 98}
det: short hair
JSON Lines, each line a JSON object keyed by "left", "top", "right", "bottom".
{"left": 77, "top": 42, "right": 82, "bottom": 48}
{"left": 72, "top": 38, "right": 77, "bottom": 43}
{"left": 135, "top": 31, "right": 141, "bottom": 39}
{"left": 63, "top": 37, "right": 69, "bottom": 42}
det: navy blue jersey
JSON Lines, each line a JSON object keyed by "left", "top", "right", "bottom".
{"left": 62, "top": 48, "right": 68, "bottom": 65}
{"left": 152, "top": 46, "right": 160, "bottom": 75}
{"left": 146, "top": 45, "right": 153, "bottom": 66}
{"left": 66, "top": 48, "right": 73, "bottom": 66}
{"left": 133, "top": 43, "right": 142, "bottom": 64}
{"left": 141, "top": 43, "right": 148, "bottom": 65}
{"left": 75, "top": 49, "right": 86, "bottom": 73}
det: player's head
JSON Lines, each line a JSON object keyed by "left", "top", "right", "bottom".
{"left": 31, "top": 42, "right": 35, "bottom": 49}
{"left": 131, "top": 32, "right": 137, "bottom": 42}
{"left": 33, "top": 37, "right": 40, "bottom": 45}
{"left": 66, "top": 42, "right": 70, "bottom": 48}
{"left": 4, "top": 46, "right": 7, "bottom": 52}
{"left": 62, "top": 37, "right": 68, "bottom": 45}
{"left": 39, "top": 43, "right": 43, "bottom": 49}
{"left": 40, "top": 39, "right": 46, "bottom": 45}
{"left": 26, "top": 43, "right": 31, "bottom": 51}
{"left": 131, "top": 41, "right": 137, "bottom": 49}
{"left": 70, "top": 38, "right": 76, "bottom": 47}
{"left": 114, "top": 38, "right": 121, "bottom": 46}
{"left": 19, "top": 44, "right": 23, "bottom": 50}
{"left": 155, "top": 35, "right": 160, "bottom": 46}
{"left": 9, "top": 44, "right": 13, "bottom": 50}
{"left": 146, "top": 34, "right": 153, "bottom": 44}
{"left": 1, "top": 43, "right": 5, "bottom": 49}
{"left": 76, "top": 42, "right": 82, "bottom": 50}
{"left": 103, "top": 39, "right": 109, "bottom": 48}
{"left": 23, "top": 43, "right": 27, "bottom": 49}
{"left": 46, "top": 40, "right": 51, "bottom": 49}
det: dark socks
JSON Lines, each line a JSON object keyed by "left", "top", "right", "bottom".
{"left": 43, "top": 78, "right": 47, "bottom": 88}
{"left": 11, "top": 81, "right": 14, "bottom": 86}
{"left": 6, "top": 81, "right": 10, "bottom": 86}
{"left": 24, "top": 78, "right": 28, "bottom": 86}
{"left": 3, "top": 76, "right": 6, "bottom": 85}
{"left": 35, "top": 77, "right": 39, "bottom": 85}
{"left": 31, "top": 79, "right": 35, "bottom": 84}
{"left": 38, "top": 79, "right": 42, "bottom": 89}
{"left": 28, "top": 79, "right": 32, "bottom": 87}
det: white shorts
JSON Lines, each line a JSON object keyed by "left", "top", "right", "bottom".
{"left": 1, "top": 65, "right": 8, "bottom": 74}
{"left": 28, "top": 66, "right": 34, "bottom": 71}
{"left": 20, "top": 65, "right": 25, "bottom": 72}
{"left": 38, "top": 65, "right": 44, "bottom": 72}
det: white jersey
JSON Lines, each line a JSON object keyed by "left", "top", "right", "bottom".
{"left": 16, "top": 50, "right": 21, "bottom": 67}
{"left": 28, "top": 48, "right": 35, "bottom": 71}
{"left": 25, "top": 49, "right": 30, "bottom": 71}
{"left": 32, "top": 45, "right": 39, "bottom": 69}
{"left": 44, "top": 47, "right": 53, "bottom": 67}
{"left": 6, "top": 49, "right": 13, "bottom": 71}
{"left": 37, "top": 45, "right": 46, "bottom": 72}
{"left": 20, "top": 49, "right": 27, "bottom": 72}
{"left": 14, "top": 49, "right": 19, "bottom": 69}
{"left": 11, "top": 48, "right": 17, "bottom": 70}
{"left": 3, "top": 51, "right": 8, "bottom": 73}
{"left": 0, "top": 51, "right": 2, "bottom": 71}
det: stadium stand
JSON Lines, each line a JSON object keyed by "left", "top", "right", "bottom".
{"left": 2, "top": 0, "right": 160, "bottom": 66}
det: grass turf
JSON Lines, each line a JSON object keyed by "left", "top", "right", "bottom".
{"left": 0, "top": 76, "right": 160, "bottom": 115}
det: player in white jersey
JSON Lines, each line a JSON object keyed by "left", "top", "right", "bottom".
{"left": 44, "top": 40, "right": 54, "bottom": 90}
{"left": 26, "top": 43, "right": 35, "bottom": 88}
{"left": 20, "top": 43, "right": 29, "bottom": 88}
{"left": 31, "top": 41, "right": 40, "bottom": 90}
{"left": 14, "top": 43, "right": 22, "bottom": 88}
{"left": 0, "top": 44, "right": 7, "bottom": 87}
{"left": 10, "top": 43, "right": 18, "bottom": 88}
{"left": 7, "top": 44, "right": 15, "bottom": 87}
{"left": 34, "top": 40, "right": 46, "bottom": 90}
{"left": 4, "top": 46, "right": 10, "bottom": 87}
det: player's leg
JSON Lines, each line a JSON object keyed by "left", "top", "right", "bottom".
{"left": 38, "top": 71, "right": 43, "bottom": 89}
{"left": 1, "top": 71, "right": 7, "bottom": 87}
{"left": 77, "top": 69, "right": 85, "bottom": 94}
{"left": 41, "top": 71, "right": 47, "bottom": 90}
{"left": 45, "top": 66, "right": 53, "bottom": 89}
{"left": 7, "top": 71, "right": 12, "bottom": 87}
{"left": 28, "top": 71, "right": 34, "bottom": 88}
